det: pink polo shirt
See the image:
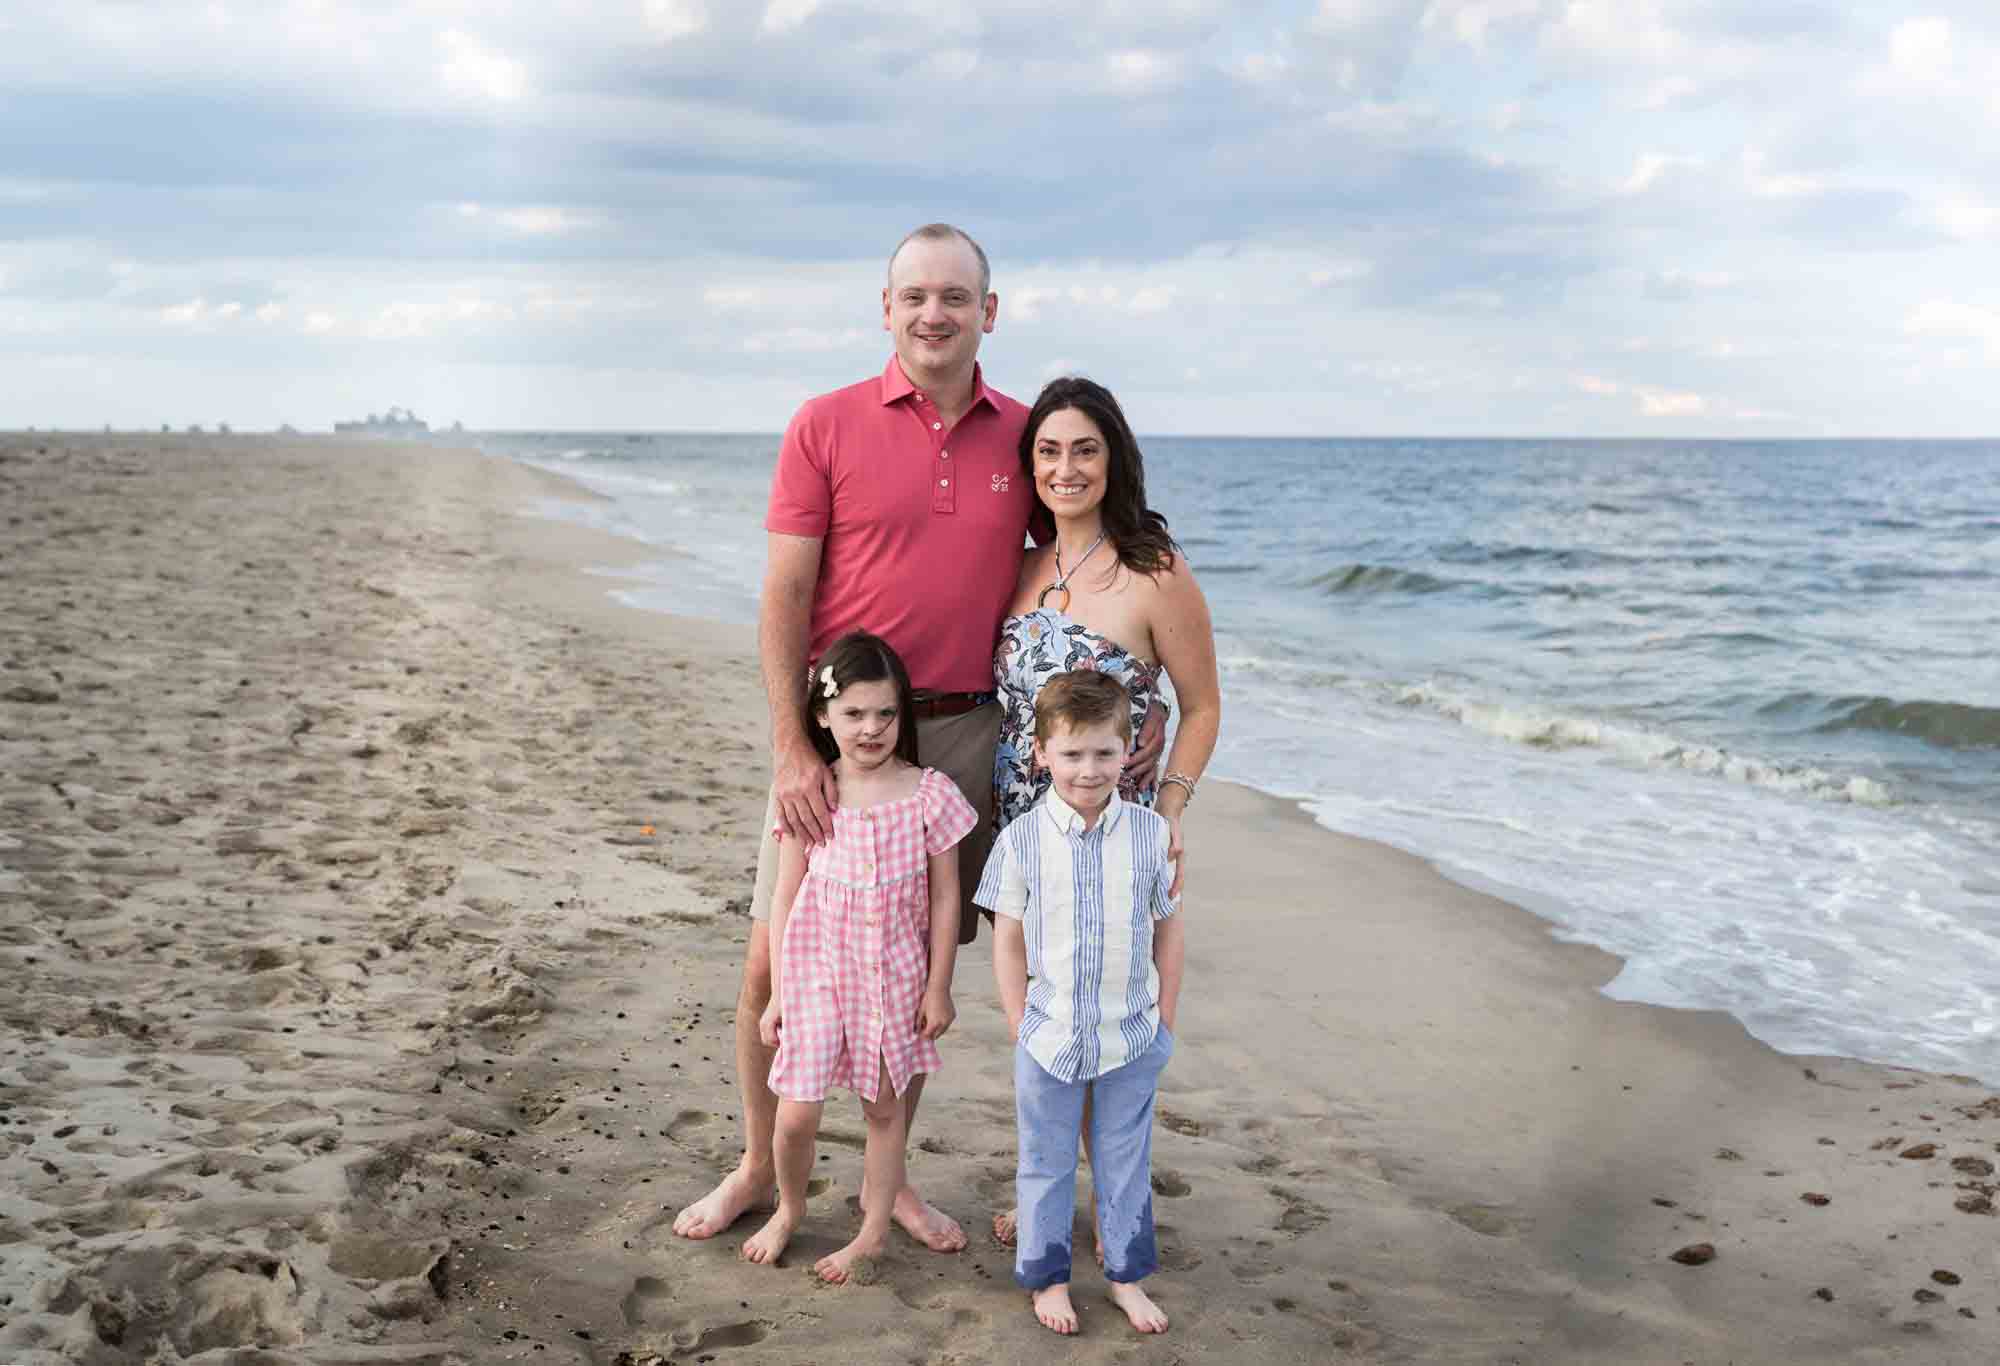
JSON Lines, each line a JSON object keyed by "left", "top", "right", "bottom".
{"left": 766, "top": 357, "right": 1033, "bottom": 693}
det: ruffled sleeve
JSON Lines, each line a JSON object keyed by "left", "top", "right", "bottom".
{"left": 920, "top": 769, "right": 978, "bottom": 856}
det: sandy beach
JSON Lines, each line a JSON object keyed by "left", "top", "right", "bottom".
{"left": 2, "top": 432, "right": 1996, "bottom": 1365}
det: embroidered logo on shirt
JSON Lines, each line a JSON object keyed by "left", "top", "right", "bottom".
{"left": 991, "top": 473, "right": 1010, "bottom": 493}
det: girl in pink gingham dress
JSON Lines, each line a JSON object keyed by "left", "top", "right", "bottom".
{"left": 742, "top": 631, "right": 977, "bottom": 1284}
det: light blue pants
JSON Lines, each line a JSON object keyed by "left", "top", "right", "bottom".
{"left": 1013, "top": 1026, "right": 1174, "bottom": 1289}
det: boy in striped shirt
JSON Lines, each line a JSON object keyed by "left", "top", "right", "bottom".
{"left": 976, "top": 670, "right": 1185, "bottom": 1336}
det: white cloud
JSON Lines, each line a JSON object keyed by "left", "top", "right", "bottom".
{"left": 1126, "top": 286, "right": 1176, "bottom": 314}
{"left": 1106, "top": 49, "right": 1183, "bottom": 92}
{"left": 1647, "top": 268, "right": 1738, "bottom": 299}
{"left": 702, "top": 286, "right": 761, "bottom": 312}
{"left": 1618, "top": 153, "right": 1701, "bottom": 195}
{"left": 496, "top": 206, "right": 597, "bottom": 236}
{"left": 760, "top": 0, "right": 820, "bottom": 36}
{"left": 1572, "top": 374, "right": 1706, "bottom": 417}
{"left": 1425, "top": 0, "right": 1546, "bottom": 49}
{"left": 1905, "top": 298, "right": 2000, "bottom": 355}
{"left": 1888, "top": 16, "right": 1954, "bottom": 86}
{"left": 1308, "top": 261, "right": 1372, "bottom": 287}
{"left": 303, "top": 311, "right": 338, "bottom": 335}
{"left": 644, "top": 0, "right": 709, "bottom": 41}
{"left": 1009, "top": 286, "right": 1062, "bottom": 323}
{"left": 438, "top": 29, "right": 528, "bottom": 102}
{"left": 742, "top": 326, "right": 866, "bottom": 353}
{"left": 1545, "top": 0, "right": 1685, "bottom": 66}
{"left": 1740, "top": 147, "right": 1824, "bottom": 200}
{"left": 1931, "top": 194, "right": 2000, "bottom": 240}
{"left": 1639, "top": 388, "right": 1706, "bottom": 417}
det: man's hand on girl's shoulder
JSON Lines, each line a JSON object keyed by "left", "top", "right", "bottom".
{"left": 773, "top": 740, "right": 839, "bottom": 845}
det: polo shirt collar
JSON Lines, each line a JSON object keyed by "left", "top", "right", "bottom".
{"left": 878, "top": 355, "right": 998, "bottom": 413}
{"left": 1041, "top": 787, "right": 1124, "bottom": 837}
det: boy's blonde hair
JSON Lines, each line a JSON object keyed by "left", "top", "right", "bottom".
{"left": 1033, "top": 670, "right": 1132, "bottom": 744}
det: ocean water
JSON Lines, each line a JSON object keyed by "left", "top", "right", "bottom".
{"left": 476, "top": 432, "right": 2000, "bottom": 1084}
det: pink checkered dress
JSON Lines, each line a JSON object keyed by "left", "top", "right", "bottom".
{"left": 768, "top": 768, "right": 977, "bottom": 1103}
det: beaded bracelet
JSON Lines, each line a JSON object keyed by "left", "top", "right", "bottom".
{"left": 1160, "top": 772, "right": 1197, "bottom": 803}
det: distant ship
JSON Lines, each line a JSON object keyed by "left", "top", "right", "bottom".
{"left": 335, "top": 406, "right": 430, "bottom": 436}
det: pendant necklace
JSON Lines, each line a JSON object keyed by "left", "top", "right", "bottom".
{"left": 1038, "top": 531, "right": 1107, "bottom": 612}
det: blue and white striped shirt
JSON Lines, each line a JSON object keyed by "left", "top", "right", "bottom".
{"left": 975, "top": 789, "right": 1178, "bottom": 1083}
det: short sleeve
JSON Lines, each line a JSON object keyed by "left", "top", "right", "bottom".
{"left": 1145, "top": 812, "right": 1178, "bottom": 920}
{"left": 1151, "top": 856, "right": 1179, "bottom": 921}
{"left": 921, "top": 769, "right": 978, "bottom": 857}
{"left": 973, "top": 833, "right": 1027, "bottom": 920}
{"left": 764, "top": 405, "right": 832, "bottom": 538}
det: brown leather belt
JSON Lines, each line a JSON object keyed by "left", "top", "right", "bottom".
{"left": 909, "top": 690, "right": 995, "bottom": 719}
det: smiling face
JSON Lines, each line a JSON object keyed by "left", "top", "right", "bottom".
{"left": 1034, "top": 716, "right": 1126, "bottom": 820}
{"left": 818, "top": 677, "right": 902, "bottom": 773}
{"left": 1030, "top": 406, "right": 1110, "bottom": 521}
{"left": 881, "top": 235, "right": 996, "bottom": 386}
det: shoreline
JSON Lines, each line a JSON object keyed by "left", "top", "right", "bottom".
{"left": 3, "top": 433, "right": 1995, "bottom": 1364}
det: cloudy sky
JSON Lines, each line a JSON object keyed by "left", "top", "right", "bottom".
{"left": 4, "top": 1, "right": 1998, "bottom": 436}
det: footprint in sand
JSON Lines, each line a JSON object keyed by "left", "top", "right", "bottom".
{"left": 683, "top": 1320, "right": 773, "bottom": 1353}
{"left": 621, "top": 1277, "right": 773, "bottom": 1357}
{"left": 1446, "top": 1203, "right": 1525, "bottom": 1237}
{"left": 1158, "top": 1108, "right": 1205, "bottom": 1138}
{"left": 663, "top": 1110, "right": 712, "bottom": 1144}
{"left": 1151, "top": 1169, "right": 1192, "bottom": 1198}
{"left": 1271, "top": 1187, "right": 1330, "bottom": 1237}
{"left": 1153, "top": 1224, "right": 1203, "bottom": 1273}
{"left": 620, "top": 1275, "right": 683, "bottom": 1332}
{"left": 1224, "top": 1239, "right": 1284, "bottom": 1283}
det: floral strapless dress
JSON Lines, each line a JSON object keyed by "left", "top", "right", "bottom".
{"left": 992, "top": 607, "right": 1168, "bottom": 829}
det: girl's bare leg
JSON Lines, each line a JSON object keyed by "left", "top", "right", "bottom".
{"left": 742, "top": 1098, "right": 819, "bottom": 1265}
{"left": 817, "top": 1062, "right": 905, "bottom": 1283}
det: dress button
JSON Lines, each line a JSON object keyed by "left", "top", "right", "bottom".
{"left": 941, "top": 450, "right": 950, "bottom": 459}
{"left": 932, "top": 421, "right": 942, "bottom": 430}
{"left": 938, "top": 478, "right": 949, "bottom": 488}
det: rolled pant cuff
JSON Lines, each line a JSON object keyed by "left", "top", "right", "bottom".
{"left": 1014, "top": 1245, "right": 1072, "bottom": 1291}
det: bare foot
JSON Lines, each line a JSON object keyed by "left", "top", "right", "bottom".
{"left": 740, "top": 1207, "right": 799, "bottom": 1266}
{"left": 814, "top": 1228, "right": 888, "bottom": 1284}
{"left": 1108, "top": 1281, "right": 1169, "bottom": 1334}
{"left": 1032, "top": 1283, "right": 1079, "bottom": 1335}
{"left": 674, "top": 1166, "right": 774, "bottom": 1240}
{"left": 891, "top": 1185, "right": 966, "bottom": 1252}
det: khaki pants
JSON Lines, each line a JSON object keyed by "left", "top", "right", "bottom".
{"left": 749, "top": 702, "right": 1001, "bottom": 945}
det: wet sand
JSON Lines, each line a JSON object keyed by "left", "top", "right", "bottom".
{"left": 1, "top": 432, "right": 1995, "bottom": 1365}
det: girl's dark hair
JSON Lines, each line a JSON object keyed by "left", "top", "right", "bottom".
{"left": 1020, "top": 376, "right": 1177, "bottom": 578}
{"left": 805, "top": 631, "right": 920, "bottom": 768}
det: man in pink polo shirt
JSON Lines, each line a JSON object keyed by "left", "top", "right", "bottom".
{"left": 674, "top": 223, "right": 1031, "bottom": 1253}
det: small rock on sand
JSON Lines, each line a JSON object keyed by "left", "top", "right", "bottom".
{"left": 1899, "top": 1142, "right": 1939, "bottom": 1159}
{"left": 1669, "top": 1243, "right": 1716, "bottom": 1266}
